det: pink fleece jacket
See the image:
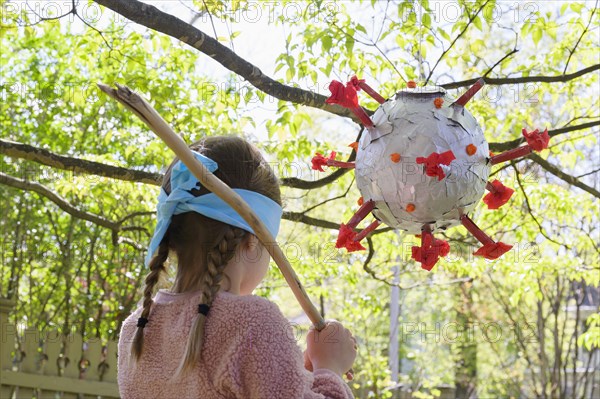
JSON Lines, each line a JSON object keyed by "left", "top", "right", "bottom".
{"left": 117, "top": 289, "right": 354, "bottom": 398}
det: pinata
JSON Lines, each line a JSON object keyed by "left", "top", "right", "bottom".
{"left": 312, "top": 77, "right": 550, "bottom": 270}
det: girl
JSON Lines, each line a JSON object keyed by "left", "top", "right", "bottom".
{"left": 118, "top": 136, "right": 357, "bottom": 398}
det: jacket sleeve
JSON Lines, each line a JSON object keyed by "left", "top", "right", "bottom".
{"left": 223, "top": 297, "right": 354, "bottom": 399}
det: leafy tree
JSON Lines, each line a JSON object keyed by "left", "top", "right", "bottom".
{"left": 1, "top": 0, "right": 598, "bottom": 397}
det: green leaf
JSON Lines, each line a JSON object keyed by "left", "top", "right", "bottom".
{"left": 436, "top": 27, "right": 450, "bottom": 42}
{"left": 322, "top": 34, "right": 332, "bottom": 52}
{"left": 532, "top": 27, "right": 542, "bottom": 46}
{"left": 473, "top": 16, "right": 482, "bottom": 31}
{"left": 570, "top": 3, "right": 585, "bottom": 13}
{"left": 423, "top": 13, "right": 432, "bottom": 29}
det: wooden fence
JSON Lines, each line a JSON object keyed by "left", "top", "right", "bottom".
{"left": 0, "top": 297, "right": 120, "bottom": 398}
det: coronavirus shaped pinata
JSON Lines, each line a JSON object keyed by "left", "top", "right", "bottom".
{"left": 312, "top": 77, "right": 550, "bottom": 270}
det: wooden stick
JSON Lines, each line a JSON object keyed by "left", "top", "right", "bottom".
{"left": 97, "top": 83, "right": 326, "bottom": 331}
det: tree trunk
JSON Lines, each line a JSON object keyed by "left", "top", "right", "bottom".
{"left": 455, "top": 281, "right": 477, "bottom": 398}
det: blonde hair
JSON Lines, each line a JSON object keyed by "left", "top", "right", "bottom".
{"left": 130, "top": 136, "right": 281, "bottom": 375}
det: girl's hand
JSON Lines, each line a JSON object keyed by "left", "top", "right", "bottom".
{"left": 305, "top": 320, "right": 357, "bottom": 379}
{"left": 305, "top": 350, "right": 355, "bottom": 380}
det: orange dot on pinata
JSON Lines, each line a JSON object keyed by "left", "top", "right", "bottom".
{"left": 466, "top": 144, "right": 477, "bottom": 156}
{"left": 406, "top": 203, "right": 416, "bottom": 213}
{"left": 357, "top": 196, "right": 364, "bottom": 206}
{"left": 390, "top": 153, "right": 401, "bottom": 163}
{"left": 407, "top": 80, "right": 417, "bottom": 88}
{"left": 433, "top": 97, "right": 444, "bottom": 109}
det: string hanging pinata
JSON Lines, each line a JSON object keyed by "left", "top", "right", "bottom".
{"left": 312, "top": 77, "right": 550, "bottom": 270}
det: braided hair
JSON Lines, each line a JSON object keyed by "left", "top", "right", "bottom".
{"left": 130, "top": 136, "right": 281, "bottom": 374}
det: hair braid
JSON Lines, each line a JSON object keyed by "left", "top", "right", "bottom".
{"left": 176, "top": 227, "right": 246, "bottom": 375}
{"left": 131, "top": 239, "right": 169, "bottom": 361}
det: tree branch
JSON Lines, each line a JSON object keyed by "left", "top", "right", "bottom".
{"left": 483, "top": 48, "right": 519, "bottom": 78}
{"left": 512, "top": 163, "right": 569, "bottom": 248}
{"left": 92, "top": 0, "right": 357, "bottom": 121}
{"left": 488, "top": 120, "right": 600, "bottom": 152}
{"left": 92, "top": 1, "right": 599, "bottom": 124}
{"left": 0, "top": 172, "right": 120, "bottom": 231}
{"left": 0, "top": 138, "right": 162, "bottom": 185}
{"left": 282, "top": 211, "right": 392, "bottom": 235}
{"left": 0, "top": 170, "right": 362, "bottom": 236}
{"left": 1, "top": 138, "right": 362, "bottom": 190}
{"left": 301, "top": 177, "right": 355, "bottom": 214}
{"left": 563, "top": 2, "right": 597, "bottom": 74}
{"left": 425, "top": 0, "right": 491, "bottom": 85}
{"left": 282, "top": 163, "right": 352, "bottom": 189}
{"left": 283, "top": 211, "right": 341, "bottom": 230}
{"left": 528, "top": 153, "right": 600, "bottom": 198}
{"left": 440, "top": 64, "right": 600, "bottom": 90}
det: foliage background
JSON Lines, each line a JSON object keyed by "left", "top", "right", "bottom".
{"left": 1, "top": 0, "right": 599, "bottom": 397}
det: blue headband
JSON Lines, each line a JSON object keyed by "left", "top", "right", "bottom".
{"left": 145, "top": 151, "right": 282, "bottom": 267}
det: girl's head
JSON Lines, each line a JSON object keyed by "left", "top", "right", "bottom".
{"left": 131, "top": 135, "right": 281, "bottom": 373}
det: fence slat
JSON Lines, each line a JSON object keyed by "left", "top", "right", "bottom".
{"left": 63, "top": 332, "right": 82, "bottom": 379}
{"left": 44, "top": 329, "right": 61, "bottom": 377}
{"left": 104, "top": 340, "right": 118, "bottom": 383}
{"left": 20, "top": 328, "right": 40, "bottom": 373}
{"left": 86, "top": 339, "right": 102, "bottom": 382}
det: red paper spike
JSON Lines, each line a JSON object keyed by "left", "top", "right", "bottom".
{"left": 460, "top": 214, "right": 494, "bottom": 245}
{"left": 461, "top": 215, "right": 513, "bottom": 259}
{"left": 411, "top": 231, "right": 450, "bottom": 271}
{"left": 311, "top": 152, "right": 335, "bottom": 172}
{"left": 336, "top": 224, "right": 366, "bottom": 252}
{"left": 434, "top": 239, "right": 451, "bottom": 257}
{"left": 490, "top": 128, "right": 550, "bottom": 165}
{"left": 347, "top": 200, "right": 376, "bottom": 229}
{"left": 347, "top": 76, "right": 364, "bottom": 90}
{"left": 353, "top": 219, "right": 381, "bottom": 242}
{"left": 351, "top": 107, "right": 375, "bottom": 127}
{"left": 326, "top": 79, "right": 374, "bottom": 127}
{"left": 473, "top": 242, "right": 513, "bottom": 260}
{"left": 311, "top": 151, "right": 355, "bottom": 171}
{"left": 454, "top": 78, "right": 485, "bottom": 106}
{"left": 349, "top": 75, "right": 386, "bottom": 104}
{"left": 483, "top": 180, "right": 515, "bottom": 209}
{"left": 522, "top": 128, "right": 550, "bottom": 151}
{"left": 326, "top": 80, "right": 358, "bottom": 108}
{"left": 327, "top": 159, "right": 356, "bottom": 169}
{"left": 490, "top": 146, "right": 532, "bottom": 165}
{"left": 416, "top": 150, "right": 456, "bottom": 180}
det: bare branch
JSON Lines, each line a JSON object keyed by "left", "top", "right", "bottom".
{"left": 0, "top": 138, "right": 162, "bottom": 185}
{"left": 425, "top": 0, "right": 491, "bottom": 85}
{"left": 529, "top": 153, "right": 600, "bottom": 198}
{"left": 512, "top": 163, "right": 568, "bottom": 248}
{"left": 576, "top": 168, "right": 600, "bottom": 179}
{"left": 563, "top": 2, "right": 597, "bottom": 74}
{"left": 440, "top": 64, "right": 600, "bottom": 89}
{"left": 1, "top": 135, "right": 362, "bottom": 190}
{"left": 283, "top": 211, "right": 340, "bottom": 230}
{"left": 362, "top": 237, "right": 473, "bottom": 288}
{"left": 483, "top": 48, "right": 519, "bottom": 78}
{"left": 0, "top": 171, "right": 357, "bottom": 249}
{"left": 92, "top": 0, "right": 358, "bottom": 122}
{"left": 489, "top": 120, "right": 600, "bottom": 152}
{"left": 301, "top": 177, "right": 355, "bottom": 214}
{"left": 0, "top": 172, "right": 119, "bottom": 231}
